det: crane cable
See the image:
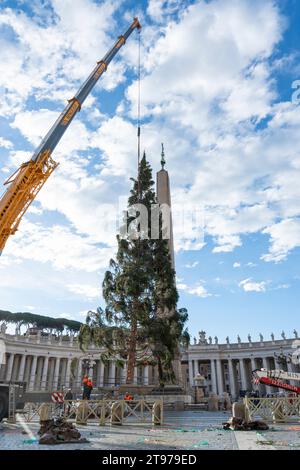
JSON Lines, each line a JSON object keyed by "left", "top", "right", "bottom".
{"left": 137, "top": 28, "right": 141, "bottom": 200}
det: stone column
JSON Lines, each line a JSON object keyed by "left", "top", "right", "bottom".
{"left": 11, "top": 355, "right": 20, "bottom": 382}
{"left": 60, "top": 358, "right": 67, "bottom": 388}
{"left": 210, "top": 359, "right": 217, "bottom": 394}
{"left": 41, "top": 356, "right": 49, "bottom": 391}
{"left": 122, "top": 363, "right": 128, "bottom": 385}
{"left": 133, "top": 366, "right": 138, "bottom": 385}
{"left": 100, "top": 361, "right": 105, "bottom": 387}
{"left": 47, "top": 358, "right": 54, "bottom": 389}
{"left": 251, "top": 357, "right": 256, "bottom": 372}
{"left": 36, "top": 357, "right": 44, "bottom": 390}
{"left": 18, "top": 354, "right": 27, "bottom": 382}
{"left": 287, "top": 360, "right": 297, "bottom": 386}
{"left": 96, "top": 360, "right": 102, "bottom": 387}
{"left": 76, "top": 359, "right": 83, "bottom": 389}
{"left": 227, "top": 359, "right": 237, "bottom": 399}
{"left": 88, "top": 361, "right": 96, "bottom": 379}
{"left": 5, "top": 353, "right": 15, "bottom": 381}
{"left": 53, "top": 357, "right": 61, "bottom": 390}
{"left": 262, "top": 357, "right": 272, "bottom": 394}
{"left": 144, "top": 365, "right": 149, "bottom": 385}
{"left": 216, "top": 359, "right": 224, "bottom": 395}
{"left": 250, "top": 357, "right": 257, "bottom": 391}
{"left": 110, "top": 362, "right": 116, "bottom": 387}
{"left": 65, "top": 358, "right": 72, "bottom": 388}
{"left": 188, "top": 359, "right": 194, "bottom": 388}
{"left": 28, "top": 355, "right": 38, "bottom": 391}
{"left": 239, "top": 359, "right": 248, "bottom": 390}
{"left": 24, "top": 356, "right": 31, "bottom": 385}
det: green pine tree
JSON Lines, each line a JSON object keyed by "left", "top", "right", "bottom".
{"left": 79, "top": 152, "right": 189, "bottom": 385}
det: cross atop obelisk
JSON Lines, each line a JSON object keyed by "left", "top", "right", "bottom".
{"left": 156, "top": 143, "right": 175, "bottom": 269}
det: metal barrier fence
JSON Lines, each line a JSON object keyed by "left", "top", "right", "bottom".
{"left": 18, "top": 399, "right": 163, "bottom": 426}
{"left": 17, "top": 402, "right": 63, "bottom": 423}
{"left": 244, "top": 396, "right": 300, "bottom": 423}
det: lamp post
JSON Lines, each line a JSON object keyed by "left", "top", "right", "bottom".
{"left": 82, "top": 354, "right": 96, "bottom": 378}
{"left": 274, "top": 347, "right": 292, "bottom": 369}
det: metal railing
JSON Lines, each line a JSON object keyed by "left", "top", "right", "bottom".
{"left": 244, "top": 396, "right": 300, "bottom": 422}
{"left": 18, "top": 398, "right": 163, "bottom": 425}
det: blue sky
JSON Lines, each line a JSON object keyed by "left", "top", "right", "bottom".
{"left": 0, "top": 0, "right": 299, "bottom": 342}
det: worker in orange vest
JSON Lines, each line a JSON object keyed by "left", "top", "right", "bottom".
{"left": 82, "top": 375, "right": 93, "bottom": 399}
{"left": 86, "top": 379, "right": 93, "bottom": 400}
{"left": 82, "top": 374, "right": 89, "bottom": 385}
{"left": 124, "top": 392, "right": 133, "bottom": 401}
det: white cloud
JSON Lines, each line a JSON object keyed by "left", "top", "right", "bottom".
{"left": 147, "top": 0, "right": 186, "bottom": 23}
{"left": 239, "top": 278, "right": 268, "bottom": 292}
{"left": 124, "top": 0, "right": 300, "bottom": 260}
{"left": 233, "top": 262, "right": 241, "bottom": 268}
{"left": 0, "top": 0, "right": 127, "bottom": 119}
{"left": 273, "top": 284, "right": 290, "bottom": 290}
{"left": 177, "top": 282, "right": 187, "bottom": 290}
{"left": 261, "top": 219, "right": 300, "bottom": 262}
{"left": 0, "top": 0, "right": 299, "bottom": 308}
{"left": 0, "top": 137, "right": 13, "bottom": 149}
{"left": 79, "top": 309, "right": 90, "bottom": 318}
{"left": 3, "top": 220, "right": 115, "bottom": 273}
{"left": 188, "top": 284, "right": 212, "bottom": 298}
{"left": 3, "top": 0, "right": 296, "bottom": 262}
{"left": 246, "top": 262, "right": 257, "bottom": 268}
{"left": 178, "top": 282, "right": 212, "bottom": 298}
{"left": 67, "top": 284, "right": 100, "bottom": 300}
{"left": 184, "top": 261, "right": 199, "bottom": 268}
{"left": 8, "top": 150, "right": 32, "bottom": 168}
{"left": 213, "top": 235, "right": 242, "bottom": 253}
{"left": 11, "top": 109, "right": 93, "bottom": 155}
{"left": 58, "top": 313, "right": 72, "bottom": 319}
{"left": 91, "top": 116, "right": 138, "bottom": 177}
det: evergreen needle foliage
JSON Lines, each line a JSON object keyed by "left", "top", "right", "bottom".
{"left": 79, "top": 153, "right": 189, "bottom": 385}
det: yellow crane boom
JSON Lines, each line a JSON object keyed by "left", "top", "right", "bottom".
{"left": 0, "top": 18, "right": 141, "bottom": 254}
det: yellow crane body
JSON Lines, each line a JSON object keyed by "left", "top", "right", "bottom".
{"left": 0, "top": 151, "right": 58, "bottom": 252}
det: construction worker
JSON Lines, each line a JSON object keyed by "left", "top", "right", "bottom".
{"left": 86, "top": 379, "right": 93, "bottom": 400}
{"left": 82, "top": 374, "right": 89, "bottom": 385}
{"left": 82, "top": 375, "right": 90, "bottom": 400}
{"left": 64, "top": 388, "right": 73, "bottom": 415}
{"left": 124, "top": 392, "right": 133, "bottom": 401}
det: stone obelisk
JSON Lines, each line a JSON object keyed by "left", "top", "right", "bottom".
{"left": 156, "top": 144, "right": 183, "bottom": 388}
{"left": 156, "top": 143, "right": 175, "bottom": 268}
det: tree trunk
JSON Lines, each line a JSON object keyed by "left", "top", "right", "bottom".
{"left": 126, "top": 315, "right": 137, "bottom": 384}
{"left": 157, "top": 357, "right": 164, "bottom": 387}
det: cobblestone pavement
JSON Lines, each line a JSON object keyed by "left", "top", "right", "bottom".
{"left": 0, "top": 411, "right": 300, "bottom": 450}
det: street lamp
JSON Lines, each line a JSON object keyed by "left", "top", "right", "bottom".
{"left": 82, "top": 354, "right": 96, "bottom": 378}
{"left": 274, "top": 347, "right": 292, "bottom": 367}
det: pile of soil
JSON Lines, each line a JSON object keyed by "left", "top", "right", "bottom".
{"left": 223, "top": 417, "right": 269, "bottom": 431}
{"left": 39, "top": 417, "right": 89, "bottom": 445}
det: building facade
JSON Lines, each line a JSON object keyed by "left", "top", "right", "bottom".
{"left": 182, "top": 331, "right": 300, "bottom": 400}
{"left": 1, "top": 326, "right": 299, "bottom": 400}
{"left": 0, "top": 327, "right": 158, "bottom": 391}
